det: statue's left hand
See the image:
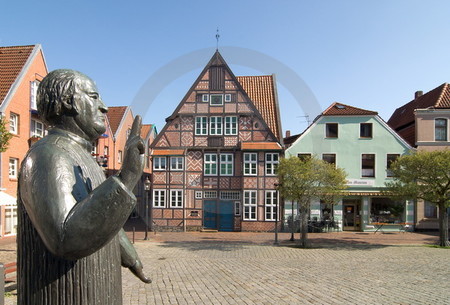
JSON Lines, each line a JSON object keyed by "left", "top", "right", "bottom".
{"left": 130, "top": 259, "right": 152, "bottom": 283}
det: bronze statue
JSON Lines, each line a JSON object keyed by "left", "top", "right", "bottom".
{"left": 17, "top": 69, "right": 151, "bottom": 305}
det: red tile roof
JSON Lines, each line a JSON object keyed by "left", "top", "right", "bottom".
{"left": 237, "top": 75, "right": 281, "bottom": 141}
{"left": 0, "top": 45, "right": 35, "bottom": 105}
{"left": 322, "top": 102, "right": 378, "bottom": 116}
{"left": 388, "top": 83, "right": 450, "bottom": 130}
{"left": 140, "top": 124, "right": 153, "bottom": 139}
{"left": 106, "top": 106, "right": 127, "bottom": 135}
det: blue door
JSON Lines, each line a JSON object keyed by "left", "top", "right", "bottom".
{"left": 219, "top": 201, "right": 234, "bottom": 231}
{"left": 204, "top": 200, "right": 217, "bottom": 229}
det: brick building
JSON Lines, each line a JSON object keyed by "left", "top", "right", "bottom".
{"left": 0, "top": 44, "right": 48, "bottom": 236}
{"left": 149, "top": 51, "right": 283, "bottom": 232}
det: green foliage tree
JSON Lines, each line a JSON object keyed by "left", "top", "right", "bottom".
{"left": 385, "top": 150, "right": 450, "bottom": 247}
{"left": 0, "top": 116, "right": 13, "bottom": 152}
{"left": 277, "top": 156, "right": 347, "bottom": 247}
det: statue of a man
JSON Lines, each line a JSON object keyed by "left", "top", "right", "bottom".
{"left": 17, "top": 69, "right": 151, "bottom": 305}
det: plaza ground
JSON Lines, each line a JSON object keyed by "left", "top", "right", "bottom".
{"left": 1, "top": 220, "right": 449, "bottom": 304}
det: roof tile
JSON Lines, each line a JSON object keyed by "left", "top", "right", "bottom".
{"left": 106, "top": 106, "right": 127, "bottom": 134}
{"left": 322, "top": 102, "right": 378, "bottom": 116}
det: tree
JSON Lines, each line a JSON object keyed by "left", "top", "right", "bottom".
{"left": 385, "top": 150, "right": 450, "bottom": 247}
{"left": 0, "top": 116, "right": 13, "bottom": 152}
{"left": 277, "top": 156, "right": 347, "bottom": 248}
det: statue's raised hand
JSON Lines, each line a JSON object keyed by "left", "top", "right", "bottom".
{"left": 118, "top": 115, "right": 145, "bottom": 190}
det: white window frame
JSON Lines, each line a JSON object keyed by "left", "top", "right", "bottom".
{"left": 204, "top": 153, "right": 218, "bottom": 176}
{"left": 243, "top": 190, "right": 257, "bottom": 220}
{"left": 435, "top": 118, "right": 448, "bottom": 141}
{"left": 360, "top": 123, "right": 373, "bottom": 138}
{"left": 265, "top": 191, "right": 278, "bottom": 221}
{"left": 9, "top": 113, "right": 18, "bottom": 135}
{"left": 153, "top": 157, "right": 167, "bottom": 170}
{"left": 386, "top": 154, "right": 400, "bottom": 177}
{"left": 9, "top": 158, "right": 18, "bottom": 179}
{"left": 204, "top": 191, "right": 218, "bottom": 199}
{"left": 244, "top": 153, "right": 258, "bottom": 176}
{"left": 118, "top": 150, "right": 123, "bottom": 164}
{"left": 170, "top": 156, "right": 184, "bottom": 171}
{"left": 195, "top": 191, "right": 203, "bottom": 199}
{"left": 195, "top": 117, "right": 208, "bottom": 135}
{"left": 235, "top": 201, "right": 241, "bottom": 216}
{"left": 153, "top": 189, "right": 166, "bottom": 208}
{"left": 325, "top": 123, "right": 338, "bottom": 138}
{"left": 210, "top": 116, "right": 223, "bottom": 135}
{"left": 361, "top": 153, "right": 375, "bottom": 178}
{"left": 220, "top": 153, "right": 233, "bottom": 176}
{"left": 225, "top": 116, "right": 238, "bottom": 135}
{"left": 220, "top": 191, "right": 241, "bottom": 200}
{"left": 202, "top": 94, "right": 209, "bottom": 102}
{"left": 30, "top": 119, "right": 44, "bottom": 138}
{"left": 210, "top": 94, "right": 223, "bottom": 106}
{"left": 30, "top": 80, "right": 39, "bottom": 110}
{"left": 225, "top": 94, "right": 232, "bottom": 102}
{"left": 170, "top": 189, "right": 183, "bottom": 208}
{"left": 265, "top": 153, "right": 279, "bottom": 176}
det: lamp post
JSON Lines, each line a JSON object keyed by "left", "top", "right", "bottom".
{"left": 144, "top": 177, "right": 151, "bottom": 240}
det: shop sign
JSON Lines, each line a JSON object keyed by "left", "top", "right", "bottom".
{"left": 346, "top": 179, "right": 374, "bottom": 186}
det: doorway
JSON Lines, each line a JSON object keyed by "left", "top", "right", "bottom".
{"left": 203, "top": 200, "right": 234, "bottom": 231}
{"left": 343, "top": 199, "right": 361, "bottom": 231}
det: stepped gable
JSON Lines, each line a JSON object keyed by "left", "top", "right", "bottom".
{"left": 0, "top": 45, "right": 35, "bottom": 104}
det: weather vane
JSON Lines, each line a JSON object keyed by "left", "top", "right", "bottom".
{"left": 216, "top": 27, "right": 220, "bottom": 50}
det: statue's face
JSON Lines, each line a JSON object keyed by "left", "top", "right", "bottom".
{"left": 73, "top": 76, "right": 108, "bottom": 141}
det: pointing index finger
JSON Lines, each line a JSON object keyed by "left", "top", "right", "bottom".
{"left": 130, "top": 115, "right": 142, "bottom": 138}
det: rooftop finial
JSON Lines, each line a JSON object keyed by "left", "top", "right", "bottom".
{"left": 215, "top": 27, "right": 220, "bottom": 50}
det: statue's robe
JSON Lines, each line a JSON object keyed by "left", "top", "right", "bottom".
{"left": 18, "top": 129, "right": 135, "bottom": 305}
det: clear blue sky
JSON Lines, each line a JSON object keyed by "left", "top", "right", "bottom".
{"left": 2, "top": 0, "right": 450, "bottom": 136}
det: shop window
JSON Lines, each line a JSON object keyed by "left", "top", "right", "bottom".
{"left": 370, "top": 198, "right": 404, "bottom": 223}
{"left": 386, "top": 154, "right": 400, "bottom": 177}
{"left": 325, "top": 123, "right": 338, "bottom": 138}
{"left": 360, "top": 123, "right": 373, "bottom": 138}
{"left": 362, "top": 154, "right": 375, "bottom": 177}
{"left": 320, "top": 200, "right": 334, "bottom": 221}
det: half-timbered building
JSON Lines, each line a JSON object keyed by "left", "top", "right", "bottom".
{"left": 150, "top": 51, "right": 283, "bottom": 231}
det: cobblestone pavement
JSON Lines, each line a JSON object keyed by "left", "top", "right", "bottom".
{"left": 2, "top": 231, "right": 449, "bottom": 304}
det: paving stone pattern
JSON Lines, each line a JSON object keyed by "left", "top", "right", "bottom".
{"left": 122, "top": 241, "right": 450, "bottom": 305}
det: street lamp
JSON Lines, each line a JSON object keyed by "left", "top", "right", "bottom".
{"left": 144, "top": 176, "right": 151, "bottom": 240}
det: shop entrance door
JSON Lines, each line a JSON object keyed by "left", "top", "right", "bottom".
{"left": 343, "top": 199, "right": 361, "bottom": 231}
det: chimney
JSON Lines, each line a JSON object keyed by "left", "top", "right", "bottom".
{"left": 286, "top": 130, "right": 291, "bottom": 138}
{"left": 415, "top": 91, "right": 423, "bottom": 99}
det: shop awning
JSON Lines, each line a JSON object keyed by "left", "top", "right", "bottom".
{"left": 0, "top": 192, "right": 17, "bottom": 206}
{"left": 151, "top": 149, "right": 185, "bottom": 156}
{"left": 241, "top": 142, "right": 282, "bottom": 150}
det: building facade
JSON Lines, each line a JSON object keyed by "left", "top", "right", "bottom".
{"left": 388, "top": 83, "right": 450, "bottom": 229}
{"left": 286, "top": 102, "right": 413, "bottom": 232}
{"left": 0, "top": 45, "right": 48, "bottom": 237}
{"left": 149, "top": 51, "right": 283, "bottom": 232}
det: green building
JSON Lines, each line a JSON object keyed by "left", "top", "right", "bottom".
{"left": 285, "top": 102, "right": 414, "bottom": 232}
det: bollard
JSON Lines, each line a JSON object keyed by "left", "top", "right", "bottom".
{"left": 0, "top": 262, "right": 4, "bottom": 305}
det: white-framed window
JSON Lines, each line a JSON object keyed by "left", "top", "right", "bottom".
{"left": 104, "top": 146, "right": 109, "bottom": 156}
{"left": 435, "top": 118, "right": 448, "bottom": 141}
{"left": 9, "top": 113, "right": 18, "bottom": 135}
{"left": 265, "top": 153, "right": 279, "bottom": 176}
{"left": 360, "top": 123, "right": 373, "bottom": 138}
{"left": 362, "top": 154, "right": 375, "bottom": 177}
{"left": 210, "top": 94, "right": 223, "bottom": 105}
{"left": 31, "top": 119, "right": 44, "bottom": 138}
{"left": 170, "top": 189, "right": 183, "bottom": 208}
{"left": 325, "top": 123, "right": 338, "bottom": 138}
{"left": 235, "top": 201, "right": 241, "bottom": 216}
{"left": 9, "top": 158, "right": 18, "bottom": 179}
{"left": 202, "top": 94, "right": 209, "bottom": 102}
{"left": 204, "top": 191, "right": 218, "bottom": 199}
{"left": 210, "top": 116, "right": 223, "bottom": 135}
{"left": 195, "top": 191, "right": 203, "bottom": 199}
{"left": 386, "top": 154, "right": 400, "bottom": 177}
{"left": 170, "top": 156, "right": 184, "bottom": 171}
{"left": 204, "top": 153, "right": 218, "bottom": 175}
{"left": 220, "top": 191, "right": 241, "bottom": 200}
{"left": 225, "top": 116, "right": 238, "bottom": 135}
{"left": 153, "top": 157, "right": 167, "bottom": 170}
{"left": 244, "top": 153, "right": 258, "bottom": 175}
{"left": 195, "top": 117, "right": 208, "bottom": 135}
{"left": 225, "top": 94, "right": 232, "bottom": 102}
{"left": 153, "top": 189, "right": 166, "bottom": 208}
{"left": 265, "top": 191, "right": 278, "bottom": 221}
{"left": 30, "top": 80, "right": 39, "bottom": 110}
{"left": 322, "top": 153, "right": 336, "bottom": 167}
{"left": 243, "top": 190, "right": 257, "bottom": 220}
{"left": 118, "top": 150, "right": 123, "bottom": 163}
{"left": 220, "top": 153, "right": 233, "bottom": 176}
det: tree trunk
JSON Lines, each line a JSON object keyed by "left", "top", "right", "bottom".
{"left": 298, "top": 204, "right": 309, "bottom": 248}
{"left": 438, "top": 203, "right": 450, "bottom": 247}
